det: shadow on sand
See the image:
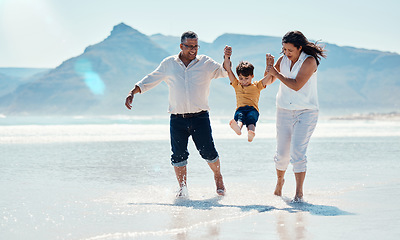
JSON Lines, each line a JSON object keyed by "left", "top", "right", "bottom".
{"left": 128, "top": 195, "right": 354, "bottom": 216}
{"left": 173, "top": 196, "right": 274, "bottom": 213}
{"left": 129, "top": 196, "right": 274, "bottom": 213}
{"left": 280, "top": 196, "right": 354, "bottom": 216}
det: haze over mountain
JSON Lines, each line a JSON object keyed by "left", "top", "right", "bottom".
{"left": 0, "top": 23, "right": 170, "bottom": 115}
{"left": 0, "top": 23, "right": 399, "bottom": 116}
{"left": 0, "top": 68, "right": 49, "bottom": 97}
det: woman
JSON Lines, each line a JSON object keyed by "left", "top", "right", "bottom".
{"left": 265, "top": 31, "right": 326, "bottom": 202}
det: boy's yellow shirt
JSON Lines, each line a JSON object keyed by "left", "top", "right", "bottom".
{"left": 231, "top": 78, "right": 266, "bottom": 112}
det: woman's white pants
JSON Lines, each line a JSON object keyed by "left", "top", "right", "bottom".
{"left": 274, "top": 108, "right": 318, "bottom": 173}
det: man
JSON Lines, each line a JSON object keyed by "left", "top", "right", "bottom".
{"left": 125, "top": 31, "right": 230, "bottom": 197}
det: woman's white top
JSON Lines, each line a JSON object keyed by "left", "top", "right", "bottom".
{"left": 276, "top": 52, "right": 319, "bottom": 110}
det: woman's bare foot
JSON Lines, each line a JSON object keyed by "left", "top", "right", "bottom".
{"left": 229, "top": 119, "right": 241, "bottom": 135}
{"left": 274, "top": 178, "right": 285, "bottom": 196}
{"left": 214, "top": 174, "right": 225, "bottom": 196}
{"left": 248, "top": 130, "right": 255, "bottom": 142}
{"left": 292, "top": 195, "right": 304, "bottom": 203}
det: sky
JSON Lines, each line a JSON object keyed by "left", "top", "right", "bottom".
{"left": 0, "top": 0, "right": 399, "bottom": 68}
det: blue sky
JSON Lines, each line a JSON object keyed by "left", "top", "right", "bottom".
{"left": 0, "top": 0, "right": 399, "bottom": 68}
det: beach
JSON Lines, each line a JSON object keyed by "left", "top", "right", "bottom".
{"left": 1, "top": 116, "right": 399, "bottom": 240}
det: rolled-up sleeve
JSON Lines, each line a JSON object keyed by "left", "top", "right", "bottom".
{"left": 209, "top": 58, "right": 228, "bottom": 79}
{"left": 135, "top": 60, "right": 167, "bottom": 94}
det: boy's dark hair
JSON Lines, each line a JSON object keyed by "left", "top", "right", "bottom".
{"left": 181, "top": 31, "right": 198, "bottom": 43}
{"left": 236, "top": 61, "right": 254, "bottom": 77}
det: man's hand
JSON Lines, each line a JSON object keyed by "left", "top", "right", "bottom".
{"left": 125, "top": 93, "right": 134, "bottom": 110}
{"left": 125, "top": 86, "right": 141, "bottom": 110}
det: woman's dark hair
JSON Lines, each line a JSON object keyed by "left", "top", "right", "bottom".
{"left": 282, "top": 30, "right": 327, "bottom": 65}
{"left": 236, "top": 61, "right": 254, "bottom": 77}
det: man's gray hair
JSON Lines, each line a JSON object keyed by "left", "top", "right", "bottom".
{"left": 181, "top": 31, "right": 198, "bottom": 43}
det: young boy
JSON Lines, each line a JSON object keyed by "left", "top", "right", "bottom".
{"left": 223, "top": 46, "right": 273, "bottom": 142}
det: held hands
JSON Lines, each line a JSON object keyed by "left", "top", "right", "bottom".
{"left": 265, "top": 53, "right": 276, "bottom": 75}
{"left": 224, "top": 45, "right": 232, "bottom": 59}
{"left": 223, "top": 45, "right": 232, "bottom": 70}
{"left": 266, "top": 53, "right": 274, "bottom": 70}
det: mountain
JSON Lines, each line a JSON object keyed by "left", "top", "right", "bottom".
{"left": 316, "top": 45, "right": 400, "bottom": 113}
{"left": 0, "top": 23, "right": 170, "bottom": 115}
{"left": 0, "top": 68, "right": 49, "bottom": 97}
{"left": 1, "top": 23, "right": 399, "bottom": 116}
{"left": 0, "top": 67, "right": 50, "bottom": 78}
{"left": 0, "top": 73, "right": 19, "bottom": 97}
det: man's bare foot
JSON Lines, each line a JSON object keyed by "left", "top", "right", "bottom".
{"left": 248, "top": 130, "right": 255, "bottom": 142}
{"left": 176, "top": 185, "right": 188, "bottom": 198}
{"left": 229, "top": 119, "right": 241, "bottom": 135}
{"left": 217, "top": 189, "right": 225, "bottom": 196}
{"left": 214, "top": 174, "right": 225, "bottom": 196}
{"left": 274, "top": 178, "right": 285, "bottom": 196}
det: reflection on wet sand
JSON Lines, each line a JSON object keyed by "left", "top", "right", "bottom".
{"left": 276, "top": 211, "right": 307, "bottom": 240}
{"left": 169, "top": 200, "right": 221, "bottom": 240}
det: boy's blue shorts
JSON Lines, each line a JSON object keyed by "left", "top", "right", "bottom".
{"left": 234, "top": 106, "right": 260, "bottom": 127}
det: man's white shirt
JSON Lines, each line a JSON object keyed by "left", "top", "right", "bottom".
{"left": 135, "top": 54, "right": 228, "bottom": 114}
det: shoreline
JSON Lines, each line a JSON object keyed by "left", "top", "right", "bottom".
{"left": 329, "top": 112, "right": 400, "bottom": 121}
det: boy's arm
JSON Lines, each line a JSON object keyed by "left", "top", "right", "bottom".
{"left": 260, "top": 74, "right": 274, "bottom": 87}
{"left": 223, "top": 56, "right": 237, "bottom": 84}
{"left": 223, "top": 46, "right": 237, "bottom": 84}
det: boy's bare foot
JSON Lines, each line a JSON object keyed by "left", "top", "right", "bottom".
{"left": 274, "top": 178, "right": 285, "bottom": 196}
{"left": 248, "top": 130, "right": 255, "bottom": 142}
{"left": 229, "top": 119, "right": 241, "bottom": 135}
{"left": 214, "top": 174, "right": 225, "bottom": 196}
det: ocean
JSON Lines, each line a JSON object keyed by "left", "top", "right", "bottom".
{"left": 1, "top": 116, "right": 399, "bottom": 240}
